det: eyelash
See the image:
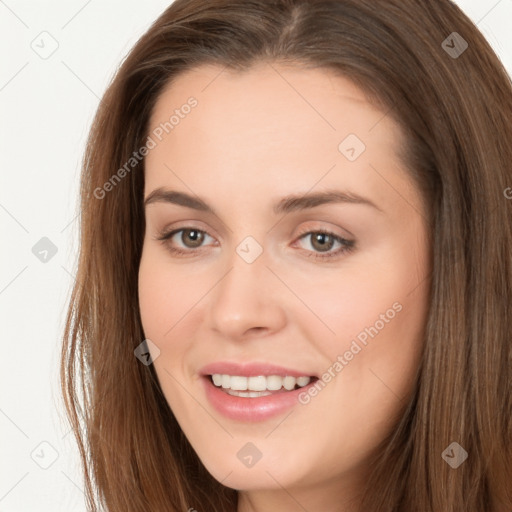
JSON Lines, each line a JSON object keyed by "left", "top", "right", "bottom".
{"left": 155, "top": 227, "right": 355, "bottom": 261}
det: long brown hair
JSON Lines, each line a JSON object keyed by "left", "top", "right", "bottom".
{"left": 60, "top": 1, "right": 512, "bottom": 510}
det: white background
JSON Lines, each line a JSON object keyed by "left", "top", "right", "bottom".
{"left": 1, "top": 1, "right": 511, "bottom": 510}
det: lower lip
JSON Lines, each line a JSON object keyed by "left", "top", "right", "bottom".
{"left": 201, "top": 376, "right": 316, "bottom": 422}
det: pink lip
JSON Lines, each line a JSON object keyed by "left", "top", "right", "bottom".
{"left": 199, "top": 361, "right": 318, "bottom": 422}
{"left": 199, "top": 361, "right": 317, "bottom": 378}
{"left": 201, "top": 376, "right": 318, "bottom": 422}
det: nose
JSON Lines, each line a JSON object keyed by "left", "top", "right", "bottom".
{"left": 206, "top": 245, "right": 287, "bottom": 340}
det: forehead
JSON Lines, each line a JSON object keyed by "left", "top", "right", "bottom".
{"left": 149, "top": 62, "right": 384, "bottom": 140}
{"left": 144, "top": 62, "right": 414, "bottom": 213}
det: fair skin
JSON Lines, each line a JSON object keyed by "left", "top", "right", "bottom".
{"left": 138, "top": 62, "right": 431, "bottom": 512}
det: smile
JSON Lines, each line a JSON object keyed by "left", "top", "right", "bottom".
{"left": 200, "top": 368, "right": 319, "bottom": 421}
{"left": 210, "top": 374, "right": 313, "bottom": 397}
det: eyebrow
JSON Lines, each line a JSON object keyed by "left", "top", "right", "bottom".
{"left": 144, "top": 187, "right": 383, "bottom": 215}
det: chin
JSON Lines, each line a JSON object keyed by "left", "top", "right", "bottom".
{"left": 200, "top": 452, "right": 304, "bottom": 491}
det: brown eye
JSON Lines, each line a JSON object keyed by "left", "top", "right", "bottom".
{"left": 180, "top": 229, "right": 205, "bottom": 248}
{"left": 156, "top": 227, "right": 215, "bottom": 255}
{"left": 295, "top": 230, "right": 355, "bottom": 260}
{"left": 309, "top": 232, "right": 335, "bottom": 252}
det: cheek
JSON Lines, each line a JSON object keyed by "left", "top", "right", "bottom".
{"left": 302, "top": 232, "right": 428, "bottom": 355}
{"left": 292, "top": 276, "right": 427, "bottom": 467}
{"left": 138, "top": 263, "right": 173, "bottom": 340}
{"left": 287, "top": 248, "right": 428, "bottom": 411}
{"left": 278, "top": 268, "right": 422, "bottom": 359}
{"left": 137, "top": 250, "right": 198, "bottom": 410}
{"left": 138, "top": 246, "right": 203, "bottom": 340}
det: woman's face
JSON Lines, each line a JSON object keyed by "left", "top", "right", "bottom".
{"left": 138, "top": 62, "right": 431, "bottom": 508}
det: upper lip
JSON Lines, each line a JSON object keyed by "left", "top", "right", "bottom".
{"left": 199, "top": 361, "right": 318, "bottom": 378}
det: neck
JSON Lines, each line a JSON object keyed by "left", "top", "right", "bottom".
{"left": 236, "top": 473, "right": 365, "bottom": 512}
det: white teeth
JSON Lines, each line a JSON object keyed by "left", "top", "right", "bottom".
{"left": 230, "top": 376, "right": 248, "bottom": 390}
{"left": 226, "top": 389, "right": 273, "bottom": 397}
{"left": 210, "top": 374, "right": 312, "bottom": 392}
{"left": 248, "top": 375, "right": 267, "bottom": 391}
{"left": 283, "top": 376, "right": 296, "bottom": 391}
{"left": 266, "top": 375, "right": 283, "bottom": 391}
{"left": 296, "top": 376, "right": 310, "bottom": 387}
{"left": 221, "top": 374, "right": 230, "bottom": 389}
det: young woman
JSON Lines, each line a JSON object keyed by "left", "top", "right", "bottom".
{"left": 61, "top": 1, "right": 512, "bottom": 510}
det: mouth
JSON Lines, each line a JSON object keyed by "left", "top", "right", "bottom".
{"left": 199, "top": 361, "right": 320, "bottom": 421}
{"left": 207, "top": 373, "right": 318, "bottom": 398}
{"left": 200, "top": 366, "right": 320, "bottom": 421}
